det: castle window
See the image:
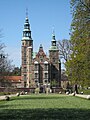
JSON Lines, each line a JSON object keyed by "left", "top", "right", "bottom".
{"left": 24, "top": 75, "right": 27, "bottom": 81}
{"left": 29, "top": 42, "right": 31, "bottom": 46}
{"left": 35, "top": 64, "right": 38, "bottom": 71}
{"left": 26, "top": 41, "right": 28, "bottom": 45}
{"left": 45, "top": 73, "right": 48, "bottom": 78}
{"left": 23, "top": 67, "right": 26, "bottom": 72}
{"left": 24, "top": 59, "right": 26, "bottom": 64}
{"left": 24, "top": 53, "right": 26, "bottom": 56}
{"left": 45, "top": 64, "right": 48, "bottom": 71}
{"left": 52, "top": 52, "right": 54, "bottom": 55}
{"left": 35, "top": 73, "right": 38, "bottom": 78}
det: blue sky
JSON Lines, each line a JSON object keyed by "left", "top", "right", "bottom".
{"left": 0, "top": 0, "right": 72, "bottom": 67}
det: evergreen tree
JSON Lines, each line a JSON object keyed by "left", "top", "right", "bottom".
{"left": 66, "top": 0, "right": 90, "bottom": 87}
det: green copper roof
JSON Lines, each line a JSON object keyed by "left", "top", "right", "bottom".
{"left": 49, "top": 46, "right": 58, "bottom": 51}
{"left": 22, "top": 37, "right": 32, "bottom": 40}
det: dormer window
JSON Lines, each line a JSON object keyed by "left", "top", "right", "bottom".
{"left": 40, "top": 56, "right": 43, "bottom": 62}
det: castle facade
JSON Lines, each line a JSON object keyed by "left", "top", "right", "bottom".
{"left": 21, "top": 16, "right": 61, "bottom": 89}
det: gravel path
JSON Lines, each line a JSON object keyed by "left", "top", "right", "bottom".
{"left": 75, "top": 94, "right": 90, "bottom": 99}
{"left": 0, "top": 94, "right": 90, "bottom": 100}
{"left": 0, "top": 94, "right": 16, "bottom": 100}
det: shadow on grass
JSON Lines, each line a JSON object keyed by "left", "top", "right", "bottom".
{"left": 0, "top": 108, "right": 90, "bottom": 120}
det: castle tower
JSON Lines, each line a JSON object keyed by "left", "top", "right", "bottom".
{"left": 21, "top": 15, "right": 33, "bottom": 88}
{"left": 49, "top": 31, "right": 61, "bottom": 87}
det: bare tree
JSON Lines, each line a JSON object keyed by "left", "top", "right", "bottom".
{"left": 0, "top": 52, "right": 14, "bottom": 87}
{"left": 0, "top": 34, "right": 14, "bottom": 87}
{"left": 57, "top": 39, "right": 71, "bottom": 63}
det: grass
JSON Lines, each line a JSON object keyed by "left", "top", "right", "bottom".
{"left": 0, "top": 94, "right": 90, "bottom": 120}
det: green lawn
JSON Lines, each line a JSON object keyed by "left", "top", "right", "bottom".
{"left": 0, "top": 94, "right": 90, "bottom": 120}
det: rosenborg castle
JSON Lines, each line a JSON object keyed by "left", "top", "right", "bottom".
{"left": 21, "top": 16, "right": 61, "bottom": 88}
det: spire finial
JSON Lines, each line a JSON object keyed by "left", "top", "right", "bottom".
{"left": 26, "top": 8, "right": 28, "bottom": 17}
{"left": 52, "top": 26, "right": 56, "bottom": 40}
{"left": 52, "top": 26, "right": 55, "bottom": 36}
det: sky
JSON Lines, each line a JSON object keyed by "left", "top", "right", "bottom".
{"left": 0, "top": 0, "right": 72, "bottom": 68}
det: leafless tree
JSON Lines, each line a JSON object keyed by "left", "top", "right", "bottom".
{"left": 57, "top": 39, "right": 71, "bottom": 63}
{"left": 0, "top": 32, "right": 14, "bottom": 87}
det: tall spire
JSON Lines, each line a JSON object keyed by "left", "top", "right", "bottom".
{"left": 49, "top": 27, "right": 58, "bottom": 50}
{"left": 22, "top": 10, "right": 32, "bottom": 40}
